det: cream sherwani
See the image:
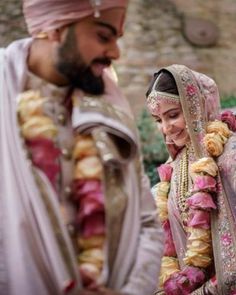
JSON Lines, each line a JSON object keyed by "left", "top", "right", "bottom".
{"left": 0, "top": 38, "right": 163, "bottom": 295}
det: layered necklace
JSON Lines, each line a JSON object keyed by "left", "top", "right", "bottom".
{"left": 155, "top": 118, "right": 233, "bottom": 294}
{"left": 177, "top": 146, "right": 190, "bottom": 226}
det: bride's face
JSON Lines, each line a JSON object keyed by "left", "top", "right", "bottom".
{"left": 151, "top": 100, "right": 190, "bottom": 147}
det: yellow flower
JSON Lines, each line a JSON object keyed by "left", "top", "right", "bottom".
{"left": 79, "top": 263, "right": 100, "bottom": 280}
{"left": 159, "top": 256, "right": 180, "bottom": 287}
{"left": 190, "top": 157, "right": 218, "bottom": 177}
{"left": 203, "top": 133, "right": 224, "bottom": 157}
{"left": 21, "top": 115, "right": 58, "bottom": 140}
{"left": 73, "top": 135, "right": 98, "bottom": 160}
{"left": 155, "top": 194, "right": 168, "bottom": 221}
{"left": 18, "top": 91, "right": 46, "bottom": 123}
{"left": 78, "top": 235, "right": 105, "bottom": 250}
{"left": 78, "top": 248, "right": 104, "bottom": 269}
{"left": 188, "top": 228, "right": 212, "bottom": 243}
{"left": 18, "top": 90, "right": 42, "bottom": 102}
{"left": 206, "top": 120, "right": 231, "bottom": 139}
{"left": 184, "top": 250, "right": 212, "bottom": 268}
{"left": 158, "top": 211, "right": 168, "bottom": 222}
{"left": 187, "top": 240, "right": 212, "bottom": 255}
{"left": 155, "top": 182, "right": 170, "bottom": 197}
{"left": 74, "top": 156, "right": 103, "bottom": 179}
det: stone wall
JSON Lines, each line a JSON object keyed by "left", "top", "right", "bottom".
{"left": 115, "top": 0, "right": 236, "bottom": 116}
{"left": 0, "top": 1, "right": 27, "bottom": 45}
{"left": 1, "top": 0, "right": 236, "bottom": 117}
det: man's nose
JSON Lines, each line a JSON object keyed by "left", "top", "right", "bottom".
{"left": 105, "top": 41, "right": 120, "bottom": 60}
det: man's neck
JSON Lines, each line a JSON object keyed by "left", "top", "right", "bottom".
{"left": 27, "top": 39, "right": 69, "bottom": 87}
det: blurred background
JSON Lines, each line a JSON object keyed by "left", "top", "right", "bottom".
{"left": 1, "top": 0, "right": 236, "bottom": 184}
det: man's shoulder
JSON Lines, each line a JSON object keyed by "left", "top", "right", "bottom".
{"left": 3, "top": 38, "right": 32, "bottom": 56}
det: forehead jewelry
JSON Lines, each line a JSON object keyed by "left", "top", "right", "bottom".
{"left": 147, "top": 90, "right": 180, "bottom": 114}
{"left": 90, "top": 0, "right": 102, "bottom": 18}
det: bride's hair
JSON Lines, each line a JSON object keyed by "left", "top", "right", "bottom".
{"left": 146, "top": 70, "right": 179, "bottom": 97}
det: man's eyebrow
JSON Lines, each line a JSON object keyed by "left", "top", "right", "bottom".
{"left": 94, "top": 21, "right": 118, "bottom": 36}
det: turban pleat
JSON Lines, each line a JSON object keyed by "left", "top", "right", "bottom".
{"left": 23, "top": 0, "right": 128, "bottom": 36}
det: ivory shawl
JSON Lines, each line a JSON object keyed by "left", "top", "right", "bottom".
{"left": 0, "top": 38, "right": 163, "bottom": 295}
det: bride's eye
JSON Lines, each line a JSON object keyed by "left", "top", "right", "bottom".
{"left": 169, "top": 112, "right": 179, "bottom": 119}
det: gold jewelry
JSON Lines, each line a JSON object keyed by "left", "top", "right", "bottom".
{"left": 177, "top": 147, "right": 189, "bottom": 224}
{"left": 147, "top": 90, "right": 180, "bottom": 114}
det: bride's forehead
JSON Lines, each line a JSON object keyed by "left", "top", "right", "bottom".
{"left": 151, "top": 100, "right": 181, "bottom": 117}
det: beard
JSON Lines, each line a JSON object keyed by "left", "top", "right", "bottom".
{"left": 56, "top": 25, "right": 111, "bottom": 95}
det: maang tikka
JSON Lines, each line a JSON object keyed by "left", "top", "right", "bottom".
{"left": 90, "top": 0, "right": 102, "bottom": 18}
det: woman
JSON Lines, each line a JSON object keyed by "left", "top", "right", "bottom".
{"left": 146, "top": 64, "right": 236, "bottom": 294}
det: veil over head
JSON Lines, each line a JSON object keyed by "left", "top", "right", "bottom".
{"left": 147, "top": 64, "right": 220, "bottom": 159}
{"left": 23, "top": 0, "right": 129, "bottom": 37}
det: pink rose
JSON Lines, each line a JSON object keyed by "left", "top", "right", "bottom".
{"left": 157, "top": 164, "right": 173, "bottom": 182}
{"left": 26, "top": 138, "right": 60, "bottom": 188}
{"left": 188, "top": 209, "right": 210, "bottom": 229}
{"left": 193, "top": 175, "right": 217, "bottom": 192}
{"left": 164, "top": 267, "right": 205, "bottom": 294}
{"left": 182, "top": 266, "right": 205, "bottom": 287}
{"left": 80, "top": 212, "right": 105, "bottom": 238}
{"left": 220, "top": 110, "right": 236, "bottom": 132}
{"left": 162, "top": 220, "right": 177, "bottom": 256}
{"left": 163, "top": 280, "right": 181, "bottom": 295}
{"left": 164, "top": 272, "right": 192, "bottom": 295}
{"left": 71, "top": 179, "right": 102, "bottom": 203}
{"left": 186, "top": 192, "right": 216, "bottom": 211}
{"left": 77, "top": 191, "right": 104, "bottom": 222}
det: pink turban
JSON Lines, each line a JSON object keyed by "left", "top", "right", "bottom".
{"left": 23, "top": 0, "right": 129, "bottom": 37}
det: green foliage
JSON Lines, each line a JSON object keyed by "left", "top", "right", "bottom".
{"left": 137, "top": 109, "right": 168, "bottom": 186}
{"left": 221, "top": 94, "right": 236, "bottom": 109}
{"left": 136, "top": 94, "right": 236, "bottom": 186}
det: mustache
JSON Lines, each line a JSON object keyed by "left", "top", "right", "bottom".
{"left": 92, "top": 58, "right": 112, "bottom": 67}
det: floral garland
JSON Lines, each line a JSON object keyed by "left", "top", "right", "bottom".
{"left": 17, "top": 90, "right": 106, "bottom": 288}
{"left": 71, "top": 134, "right": 106, "bottom": 287}
{"left": 156, "top": 111, "right": 236, "bottom": 294}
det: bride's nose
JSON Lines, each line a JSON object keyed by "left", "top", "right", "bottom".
{"left": 161, "top": 120, "right": 172, "bottom": 135}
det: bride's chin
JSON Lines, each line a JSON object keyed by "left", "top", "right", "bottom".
{"left": 174, "top": 137, "right": 190, "bottom": 147}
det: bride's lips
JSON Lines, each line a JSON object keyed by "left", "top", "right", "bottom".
{"left": 169, "top": 130, "right": 183, "bottom": 141}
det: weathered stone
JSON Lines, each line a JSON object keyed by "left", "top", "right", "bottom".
{"left": 1, "top": 0, "right": 236, "bottom": 117}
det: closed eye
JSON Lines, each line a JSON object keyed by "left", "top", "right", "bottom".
{"left": 98, "top": 33, "right": 111, "bottom": 43}
{"left": 168, "top": 112, "right": 179, "bottom": 119}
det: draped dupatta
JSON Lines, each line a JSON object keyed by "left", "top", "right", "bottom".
{"left": 157, "top": 64, "right": 236, "bottom": 294}
{"left": 0, "top": 39, "right": 81, "bottom": 295}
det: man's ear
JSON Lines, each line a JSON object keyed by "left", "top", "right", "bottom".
{"left": 47, "top": 28, "right": 64, "bottom": 42}
{"left": 47, "top": 29, "right": 60, "bottom": 42}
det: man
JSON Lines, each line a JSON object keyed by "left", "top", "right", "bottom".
{"left": 0, "top": 1, "right": 163, "bottom": 294}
